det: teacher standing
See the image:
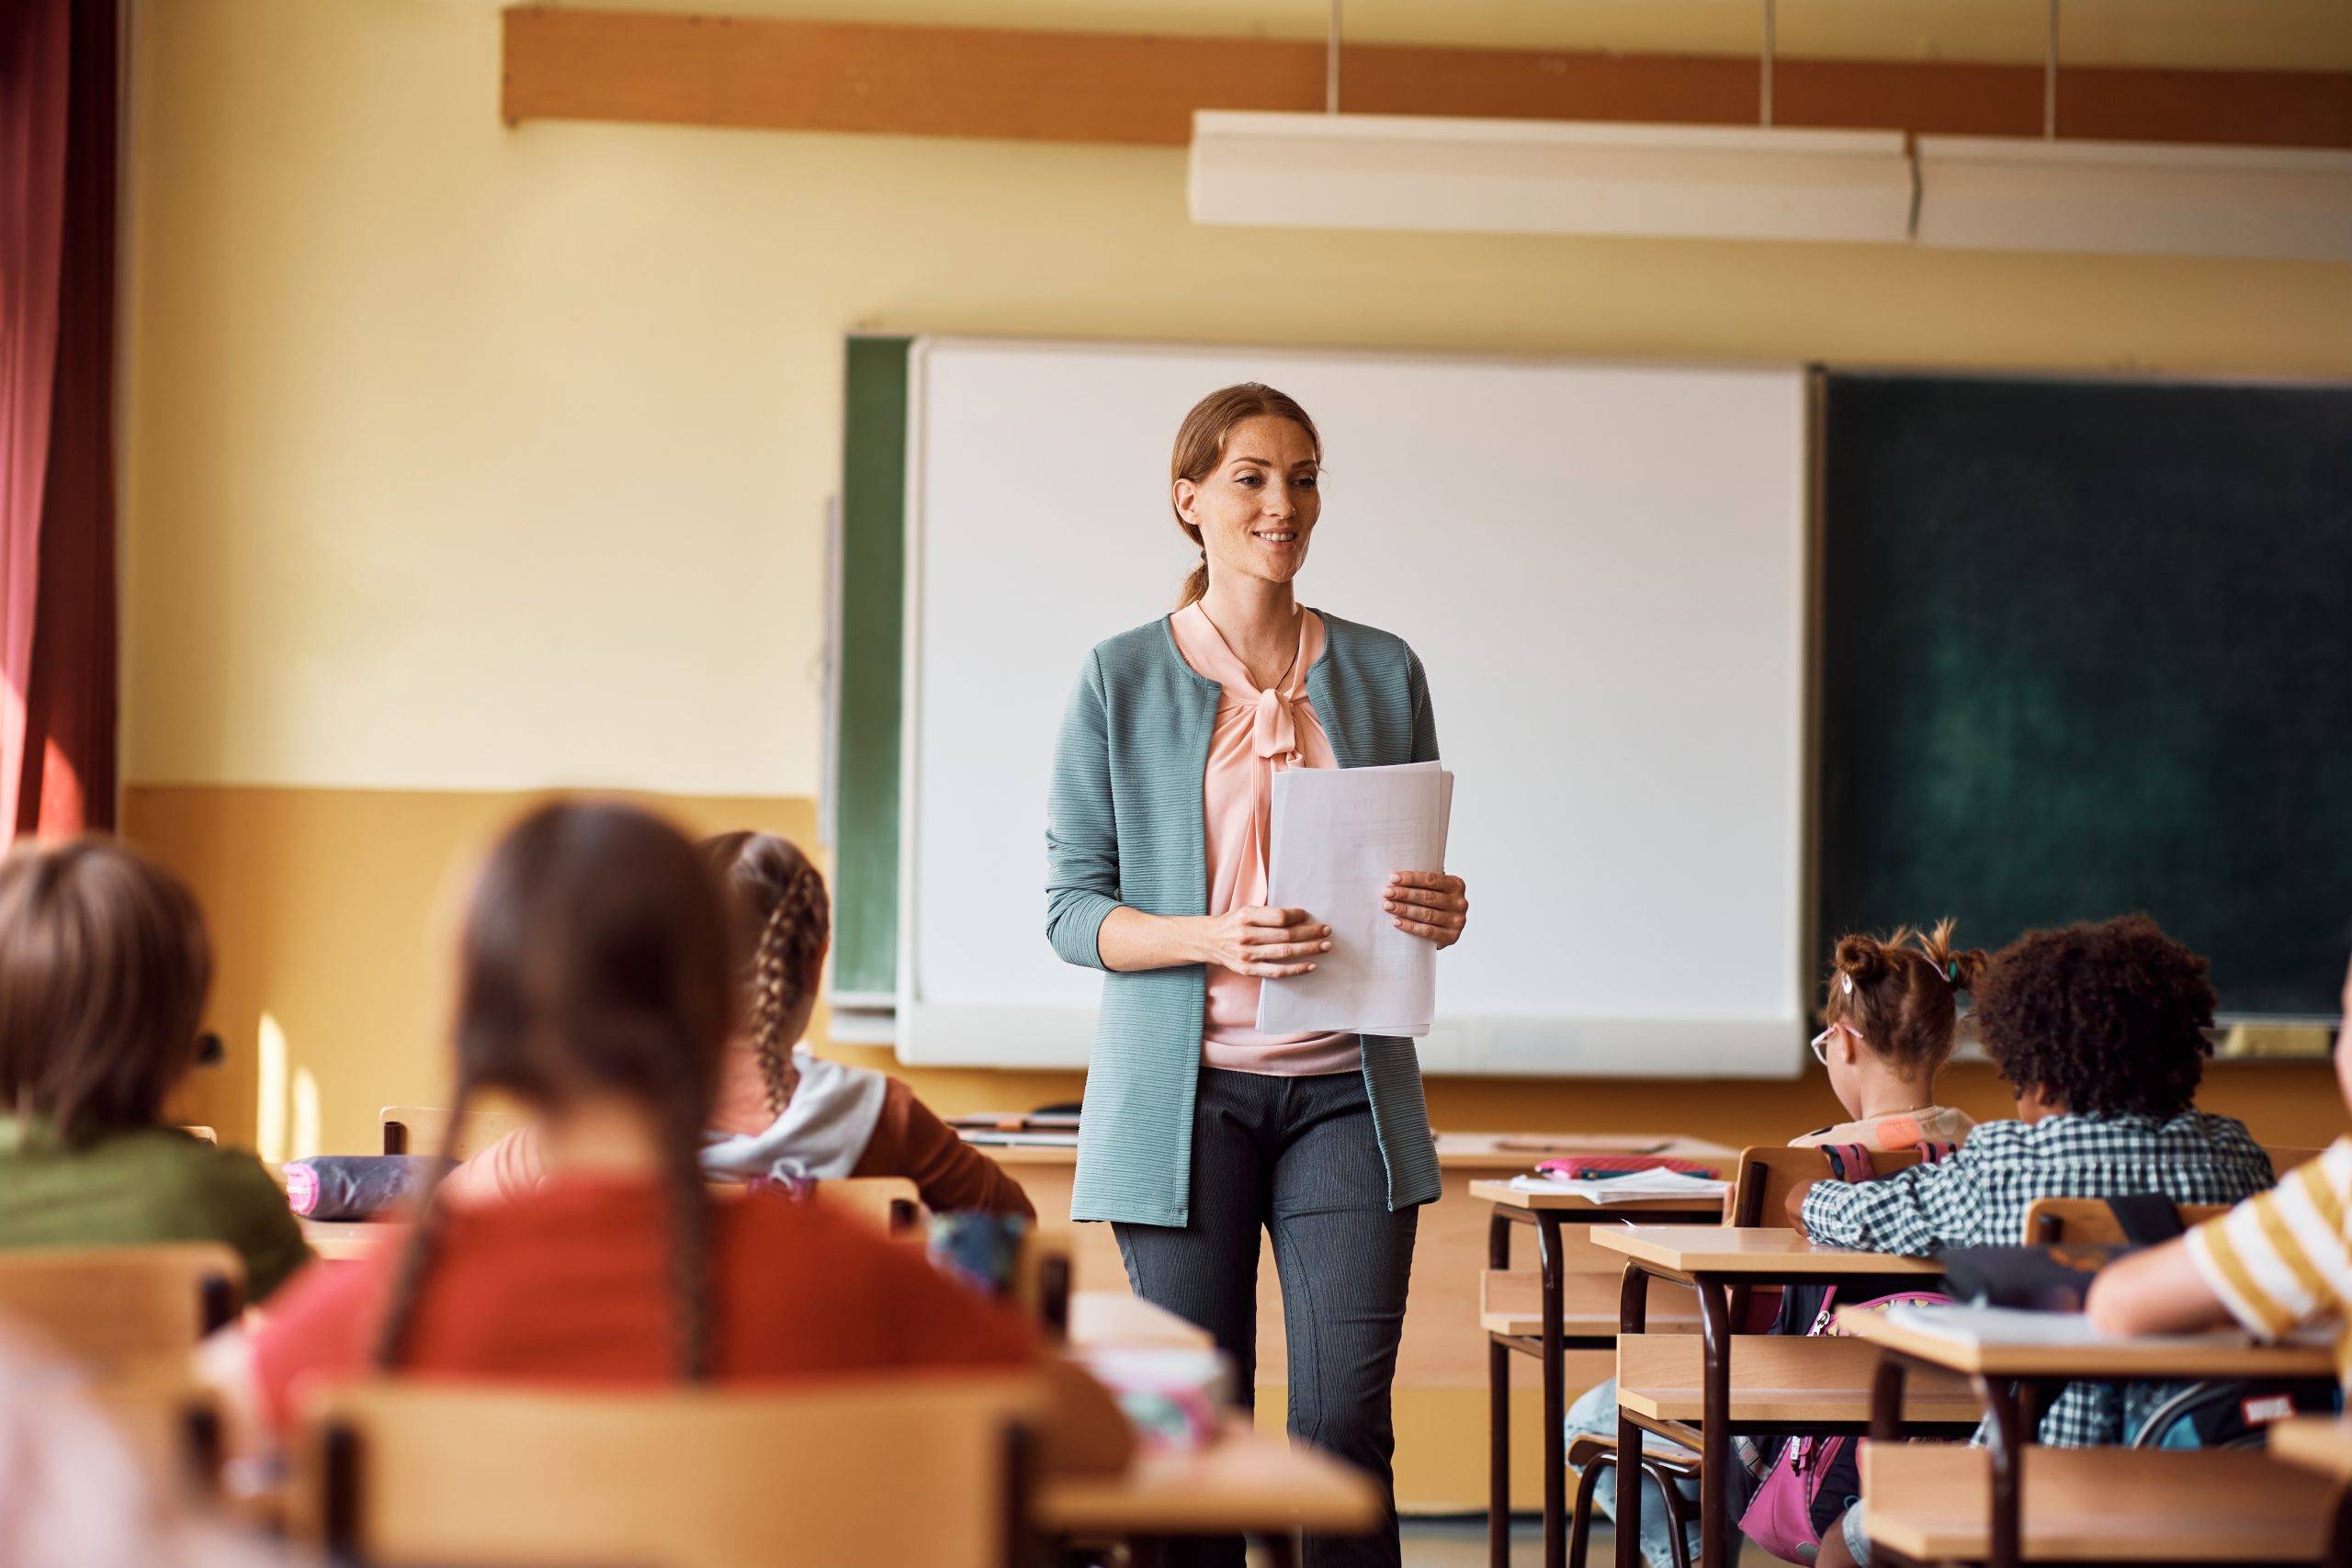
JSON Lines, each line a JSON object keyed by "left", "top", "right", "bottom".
{"left": 1046, "top": 384, "right": 1470, "bottom": 1568}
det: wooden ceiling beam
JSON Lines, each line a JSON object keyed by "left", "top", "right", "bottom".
{"left": 501, "top": 6, "right": 2352, "bottom": 151}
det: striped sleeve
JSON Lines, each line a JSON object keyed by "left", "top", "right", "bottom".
{"left": 2186, "top": 1136, "right": 2352, "bottom": 1340}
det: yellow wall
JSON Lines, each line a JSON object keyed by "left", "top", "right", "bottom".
{"left": 121, "top": 0, "right": 2352, "bottom": 1155}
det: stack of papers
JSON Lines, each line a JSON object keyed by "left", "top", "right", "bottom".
{"left": 1258, "top": 761, "right": 1454, "bottom": 1037}
{"left": 1505, "top": 1169, "right": 1730, "bottom": 1203}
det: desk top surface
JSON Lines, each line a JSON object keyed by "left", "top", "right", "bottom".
{"left": 1037, "top": 1414, "right": 1382, "bottom": 1535}
{"left": 1593, "top": 1226, "right": 1944, "bottom": 1276}
{"left": 993, "top": 1131, "right": 1733, "bottom": 1171}
{"left": 1836, "top": 1305, "right": 2340, "bottom": 1379}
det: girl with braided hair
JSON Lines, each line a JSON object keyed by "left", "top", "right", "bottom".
{"left": 443, "top": 830, "right": 1032, "bottom": 1218}
{"left": 225, "top": 802, "right": 1033, "bottom": 1439}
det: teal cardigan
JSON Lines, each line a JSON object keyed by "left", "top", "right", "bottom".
{"left": 1046, "top": 609, "right": 1443, "bottom": 1226}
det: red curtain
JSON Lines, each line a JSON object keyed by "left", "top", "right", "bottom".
{"left": 0, "top": 0, "right": 118, "bottom": 842}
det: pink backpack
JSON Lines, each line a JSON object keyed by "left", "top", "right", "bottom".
{"left": 1736, "top": 1142, "right": 1959, "bottom": 1563}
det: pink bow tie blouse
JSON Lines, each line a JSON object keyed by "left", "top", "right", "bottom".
{"left": 1168, "top": 603, "right": 1361, "bottom": 1076}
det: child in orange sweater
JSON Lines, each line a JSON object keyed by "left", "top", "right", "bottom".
{"left": 443, "top": 831, "right": 1031, "bottom": 1219}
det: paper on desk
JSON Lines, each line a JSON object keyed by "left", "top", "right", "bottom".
{"left": 1505, "top": 1171, "right": 1730, "bottom": 1203}
{"left": 1256, "top": 761, "right": 1453, "bottom": 1037}
{"left": 1882, "top": 1303, "right": 2335, "bottom": 1349}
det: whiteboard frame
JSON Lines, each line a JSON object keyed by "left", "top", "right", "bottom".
{"left": 892, "top": 333, "right": 1814, "bottom": 1078}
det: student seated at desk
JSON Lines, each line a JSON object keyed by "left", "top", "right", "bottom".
{"left": 440, "top": 830, "right": 1032, "bottom": 1220}
{"left": 2087, "top": 948, "right": 2352, "bottom": 1361}
{"left": 1568, "top": 922, "right": 1981, "bottom": 1568}
{"left": 213, "top": 804, "right": 1035, "bottom": 1442}
{"left": 1790, "top": 913, "right": 2276, "bottom": 1568}
{"left": 0, "top": 839, "right": 310, "bottom": 1301}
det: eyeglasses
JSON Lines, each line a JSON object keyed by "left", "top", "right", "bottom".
{"left": 1809, "top": 1021, "right": 1861, "bottom": 1066}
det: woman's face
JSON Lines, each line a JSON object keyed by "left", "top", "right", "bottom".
{"left": 1174, "top": 414, "right": 1321, "bottom": 592}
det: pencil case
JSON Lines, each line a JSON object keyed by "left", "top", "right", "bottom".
{"left": 283, "top": 1154, "right": 455, "bottom": 1219}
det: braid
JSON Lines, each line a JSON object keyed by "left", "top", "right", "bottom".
{"left": 372, "top": 1080, "right": 475, "bottom": 1371}
{"left": 749, "top": 861, "right": 831, "bottom": 1119}
{"left": 660, "top": 1082, "right": 715, "bottom": 1381}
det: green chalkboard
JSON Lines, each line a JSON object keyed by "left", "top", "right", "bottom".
{"left": 831, "top": 335, "right": 912, "bottom": 1002}
{"left": 1816, "top": 372, "right": 2352, "bottom": 1018}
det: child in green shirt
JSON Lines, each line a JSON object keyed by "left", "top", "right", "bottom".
{"left": 0, "top": 840, "right": 309, "bottom": 1301}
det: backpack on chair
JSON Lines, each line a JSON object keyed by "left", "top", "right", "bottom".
{"left": 2099, "top": 1195, "right": 2342, "bottom": 1450}
{"left": 1736, "top": 1142, "right": 1962, "bottom": 1564}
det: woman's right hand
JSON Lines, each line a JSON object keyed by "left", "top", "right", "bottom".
{"left": 1195, "top": 906, "right": 1331, "bottom": 978}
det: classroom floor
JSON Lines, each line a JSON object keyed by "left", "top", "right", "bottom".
{"left": 1243, "top": 1517, "right": 1777, "bottom": 1565}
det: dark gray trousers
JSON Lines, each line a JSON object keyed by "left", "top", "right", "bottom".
{"left": 1112, "top": 1066, "right": 1420, "bottom": 1568}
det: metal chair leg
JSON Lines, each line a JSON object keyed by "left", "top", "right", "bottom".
{"left": 1566, "top": 1449, "right": 1612, "bottom": 1568}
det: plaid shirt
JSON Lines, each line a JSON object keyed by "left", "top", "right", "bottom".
{"left": 1802, "top": 1111, "right": 2276, "bottom": 1447}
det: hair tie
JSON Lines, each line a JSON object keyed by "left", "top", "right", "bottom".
{"left": 1839, "top": 972, "right": 1854, "bottom": 995}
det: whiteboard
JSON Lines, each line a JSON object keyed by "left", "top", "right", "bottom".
{"left": 899, "top": 337, "right": 1810, "bottom": 1077}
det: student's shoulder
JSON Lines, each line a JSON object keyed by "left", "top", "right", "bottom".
{"left": 1948, "top": 1117, "right": 2033, "bottom": 1156}
{"left": 139, "top": 1132, "right": 293, "bottom": 1217}
{"left": 722, "top": 1188, "right": 906, "bottom": 1284}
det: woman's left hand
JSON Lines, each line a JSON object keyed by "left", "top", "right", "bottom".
{"left": 1385, "top": 871, "right": 1468, "bottom": 949}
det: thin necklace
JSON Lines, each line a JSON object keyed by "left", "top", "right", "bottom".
{"left": 1200, "top": 603, "right": 1304, "bottom": 693}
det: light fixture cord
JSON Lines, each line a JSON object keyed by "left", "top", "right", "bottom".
{"left": 2044, "top": 0, "right": 2060, "bottom": 139}
{"left": 1327, "top": 0, "right": 1342, "bottom": 115}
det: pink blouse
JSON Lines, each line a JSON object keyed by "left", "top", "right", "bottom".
{"left": 1168, "top": 604, "right": 1362, "bottom": 1077}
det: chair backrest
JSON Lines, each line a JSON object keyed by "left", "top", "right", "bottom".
{"left": 0, "top": 1244, "right": 243, "bottom": 1375}
{"left": 811, "top": 1175, "right": 923, "bottom": 1235}
{"left": 1728, "top": 1145, "right": 1926, "bottom": 1227}
{"left": 86, "top": 1368, "right": 225, "bottom": 1496}
{"left": 2263, "top": 1145, "right": 2327, "bottom": 1179}
{"left": 379, "top": 1104, "right": 530, "bottom": 1158}
{"left": 295, "top": 1374, "right": 1043, "bottom": 1568}
{"left": 2024, "top": 1196, "right": 2234, "bottom": 1247}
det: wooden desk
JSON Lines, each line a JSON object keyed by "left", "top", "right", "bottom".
{"left": 1039, "top": 1413, "right": 1381, "bottom": 1550}
{"left": 300, "top": 1218, "right": 394, "bottom": 1263}
{"left": 1472, "top": 1151, "right": 1734, "bottom": 1568}
{"left": 1592, "top": 1228, "right": 1964, "bottom": 1568}
{"left": 2270, "top": 1416, "right": 2352, "bottom": 1567}
{"left": 1841, "top": 1307, "right": 2341, "bottom": 1568}
{"left": 1016, "top": 1130, "right": 1730, "bottom": 1520}
{"left": 1068, "top": 1292, "right": 1212, "bottom": 1352}
{"left": 1863, "top": 1443, "right": 2337, "bottom": 1564}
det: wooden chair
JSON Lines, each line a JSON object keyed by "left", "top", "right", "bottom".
{"left": 378, "top": 1103, "right": 529, "bottom": 1158}
{"left": 0, "top": 1243, "right": 243, "bottom": 1376}
{"left": 811, "top": 1174, "right": 923, "bottom": 1235}
{"left": 2266, "top": 1145, "right": 2327, "bottom": 1178}
{"left": 86, "top": 1369, "right": 227, "bottom": 1497}
{"left": 2023, "top": 1196, "right": 2233, "bottom": 1247}
{"left": 293, "top": 1374, "right": 1044, "bottom": 1568}
{"left": 1725, "top": 1144, "right": 1926, "bottom": 1228}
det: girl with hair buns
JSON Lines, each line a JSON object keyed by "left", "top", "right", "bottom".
{"left": 1789, "top": 919, "right": 1984, "bottom": 1151}
{"left": 231, "top": 803, "right": 1033, "bottom": 1438}
{"left": 443, "top": 829, "right": 1031, "bottom": 1219}
{"left": 1566, "top": 919, "right": 1982, "bottom": 1568}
